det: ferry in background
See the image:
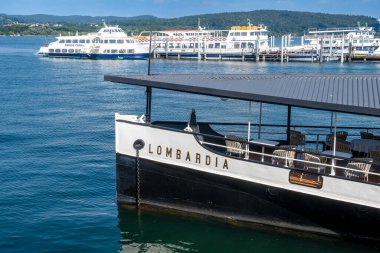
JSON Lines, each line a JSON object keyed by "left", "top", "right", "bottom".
{"left": 305, "top": 25, "right": 380, "bottom": 57}
{"left": 37, "top": 24, "right": 150, "bottom": 60}
{"left": 135, "top": 21, "right": 270, "bottom": 60}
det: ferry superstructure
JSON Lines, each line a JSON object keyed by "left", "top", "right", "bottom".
{"left": 37, "top": 24, "right": 150, "bottom": 60}
{"left": 305, "top": 26, "right": 380, "bottom": 56}
{"left": 136, "top": 24, "right": 270, "bottom": 60}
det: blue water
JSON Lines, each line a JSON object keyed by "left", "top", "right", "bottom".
{"left": 1, "top": 36, "right": 380, "bottom": 253}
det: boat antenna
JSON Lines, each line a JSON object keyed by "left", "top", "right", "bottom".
{"left": 247, "top": 18, "right": 252, "bottom": 28}
{"left": 148, "top": 31, "right": 152, "bottom": 75}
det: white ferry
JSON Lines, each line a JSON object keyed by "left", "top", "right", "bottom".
{"left": 136, "top": 23, "right": 270, "bottom": 60}
{"left": 105, "top": 73, "right": 380, "bottom": 242}
{"left": 305, "top": 26, "right": 380, "bottom": 56}
{"left": 37, "top": 24, "right": 150, "bottom": 60}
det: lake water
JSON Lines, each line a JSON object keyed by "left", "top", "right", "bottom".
{"left": 1, "top": 36, "right": 380, "bottom": 253}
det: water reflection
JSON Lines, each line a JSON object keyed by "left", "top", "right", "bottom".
{"left": 117, "top": 206, "right": 380, "bottom": 253}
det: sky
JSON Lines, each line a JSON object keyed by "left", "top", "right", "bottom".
{"left": 1, "top": 0, "right": 379, "bottom": 19}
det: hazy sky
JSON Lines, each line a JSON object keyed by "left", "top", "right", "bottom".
{"left": 2, "top": 0, "right": 379, "bottom": 18}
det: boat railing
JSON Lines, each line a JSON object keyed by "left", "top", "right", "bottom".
{"left": 198, "top": 136, "right": 380, "bottom": 185}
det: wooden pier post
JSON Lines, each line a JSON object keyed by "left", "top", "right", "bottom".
{"left": 340, "top": 34, "right": 344, "bottom": 63}
{"left": 281, "top": 36, "right": 284, "bottom": 63}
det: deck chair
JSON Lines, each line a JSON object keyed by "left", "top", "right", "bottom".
{"left": 360, "top": 131, "right": 374, "bottom": 139}
{"left": 289, "top": 130, "right": 306, "bottom": 149}
{"left": 272, "top": 145, "right": 296, "bottom": 168}
{"left": 225, "top": 135, "right": 247, "bottom": 158}
{"left": 335, "top": 140, "right": 351, "bottom": 153}
{"left": 303, "top": 153, "right": 326, "bottom": 174}
{"left": 345, "top": 158, "right": 372, "bottom": 181}
{"left": 370, "top": 151, "right": 380, "bottom": 165}
{"left": 325, "top": 131, "right": 349, "bottom": 149}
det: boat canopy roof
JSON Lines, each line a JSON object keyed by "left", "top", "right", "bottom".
{"left": 104, "top": 74, "right": 380, "bottom": 117}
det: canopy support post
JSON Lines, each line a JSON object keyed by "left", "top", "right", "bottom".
{"left": 145, "top": 87, "right": 152, "bottom": 123}
{"left": 286, "top": 106, "right": 292, "bottom": 144}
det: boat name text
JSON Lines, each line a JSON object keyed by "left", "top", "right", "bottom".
{"left": 148, "top": 144, "right": 228, "bottom": 170}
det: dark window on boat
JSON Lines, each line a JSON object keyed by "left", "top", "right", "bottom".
{"left": 103, "top": 40, "right": 108, "bottom": 44}
{"left": 86, "top": 40, "right": 90, "bottom": 43}
{"left": 235, "top": 32, "right": 241, "bottom": 36}
{"left": 111, "top": 49, "right": 118, "bottom": 53}
{"left": 59, "top": 40, "right": 65, "bottom": 43}
{"left": 110, "top": 40, "right": 116, "bottom": 44}
{"left": 128, "top": 49, "right": 135, "bottom": 53}
{"left": 62, "top": 49, "right": 67, "bottom": 53}
{"left": 104, "top": 29, "right": 109, "bottom": 33}
{"left": 250, "top": 32, "right": 255, "bottom": 36}
{"left": 55, "top": 49, "right": 61, "bottom": 53}
{"left": 68, "top": 49, "right": 74, "bottom": 53}
{"left": 119, "top": 49, "right": 126, "bottom": 53}
{"left": 241, "top": 42, "right": 247, "bottom": 48}
{"left": 66, "top": 40, "right": 72, "bottom": 43}
{"left": 79, "top": 39, "right": 85, "bottom": 43}
{"left": 117, "top": 40, "right": 124, "bottom": 44}
{"left": 234, "top": 42, "right": 240, "bottom": 49}
{"left": 75, "top": 49, "right": 80, "bottom": 53}
{"left": 215, "top": 43, "right": 220, "bottom": 48}
{"left": 241, "top": 32, "right": 247, "bottom": 36}
{"left": 72, "top": 40, "right": 78, "bottom": 43}
{"left": 49, "top": 49, "right": 54, "bottom": 53}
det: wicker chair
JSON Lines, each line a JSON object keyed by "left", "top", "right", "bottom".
{"left": 225, "top": 135, "right": 247, "bottom": 158}
{"left": 289, "top": 130, "right": 306, "bottom": 149}
{"left": 335, "top": 140, "right": 352, "bottom": 153}
{"left": 325, "top": 131, "right": 348, "bottom": 149}
{"left": 303, "top": 153, "right": 326, "bottom": 173}
{"left": 360, "top": 131, "right": 374, "bottom": 139}
{"left": 370, "top": 151, "right": 380, "bottom": 165}
{"left": 272, "top": 145, "right": 296, "bottom": 168}
{"left": 345, "top": 158, "right": 373, "bottom": 181}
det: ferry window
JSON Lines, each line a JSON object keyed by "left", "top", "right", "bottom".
{"left": 59, "top": 40, "right": 65, "bottom": 43}
{"left": 103, "top": 40, "right": 108, "bottom": 43}
{"left": 215, "top": 43, "right": 220, "bottom": 48}
{"left": 86, "top": 40, "right": 90, "bottom": 43}
{"left": 234, "top": 42, "right": 240, "bottom": 49}
{"left": 208, "top": 44, "right": 214, "bottom": 48}
{"left": 111, "top": 49, "right": 118, "bottom": 53}
{"left": 353, "top": 40, "right": 358, "bottom": 43}
{"left": 250, "top": 32, "right": 255, "bottom": 36}
{"left": 66, "top": 40, "right": 72, "bottom": 43}
{"left": 79, "top": 39, "right": 85, "bottom": 43}
{"left": 128, "top": 49, "right": 135, "bottom": 53}
{"left": 241, "top": 32, "right": 247, "bottom": 36}
{"left": 241, "top": 42, "right": 247, "bottom": 48}
{"left": 100, "top": 40, "right": 103, "bottom": 43}
{"left": 68, "top": 49, "right": 74, "bottom": 53}
{"left": 49, "top": 49, "right": 54, "bottom": 53}
{"left": 110, "top": 40, "right": 116, "bottom": 44}
{"left": 221, "top": 45, "right": 226, "bottom": 49}
{"left": 75, "top": 49, "right": 80, "bottom": 53}
{"left": 235, "top": 32, "right": 241, "bottom": 36}
{"left": 55, "top": 49, "right": 61, "bottom": 53}
{"left": 104, "top": 29, "right": 109, "bottom": 33}
{"left": 228, "top": 32, "right": 234, "bottom": 36}
{"left": 62, "top": 49, "right": 67, "bottom": 53}
{"left": 72, "top": 39, "right": 78, "bottom": 43}
{"left": 119, "top": 49, "right": 126, "bottom": 53}
{"left": 117, "top": 40, "right": 124, "bottom": 44}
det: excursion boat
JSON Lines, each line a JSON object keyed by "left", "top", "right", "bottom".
{"left": 105, "top": 73, "right": 380, "bottom": 241}
{"left": 136, "top": 23, "right": 270, "bottom": 60}
{"left": 305, "top": 26, "right": 380, "bottom": 57}
{"left": 37, "top": 24, "right": 150, "bottom": 60}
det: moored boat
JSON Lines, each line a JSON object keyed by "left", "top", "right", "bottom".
{"left": 105, "top": 73, "right": 380, "bottom": 241}
{"left": 37, "top": 23, "right": 150, "bottom": 60}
